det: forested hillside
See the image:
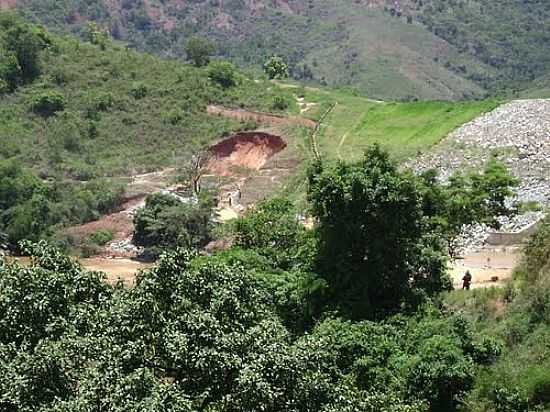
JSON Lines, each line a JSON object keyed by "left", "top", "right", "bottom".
{"left": 5, "top": 0, "right": 550, "bottom": 99}
{"left": 0, "top": 12, "right": 297, "bottom": 249}
{"left": 2, "top": 10, "right": 550, "bottom": 411}
{"left": 0, "top": 144, "right": 528, "bottom": 411}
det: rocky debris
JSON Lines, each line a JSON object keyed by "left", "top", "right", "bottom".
{"left": 409, "top": 99, "right": 550, "bottom": 251}
{"left": 454, "top": 224, "right": 492, "bottom": 254}
{"left": 497, "top": 211, "right": 546, "bottom": 233}
{"left": 109, "top": 239, "right": 142, "bottom": 255}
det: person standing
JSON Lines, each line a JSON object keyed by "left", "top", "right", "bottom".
{"left": 462, "top": 270, "right": 472, "bottom": 290}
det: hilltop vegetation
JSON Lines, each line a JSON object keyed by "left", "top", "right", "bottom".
{"left": 7, "top": 0, "right": 550, "bottom": 99}
{"left": 0, "top": 13, "right": 296, "bottom": 179}
{"left": 0, "top": 13, "right": 298, "bottom": 248}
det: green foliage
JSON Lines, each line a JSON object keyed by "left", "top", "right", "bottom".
{"left": 0, "top": 12, "right": 50, "bottom": 92}
{"left": 308, "top": 146, "right": 450, "bottom": 318}
{"left": 87, "top": 229, "right": 113, "bottom": 246}
{"left": 129, "top": 82, "right": 148, "bottom": 99}
{"left": 30, "top": 90, "right": 65, "bottom": 117}
{"left": 272, "top": 94, "right": 289, "bottom": 110}
{"left": 0, "top": 15, "right": 295, "bottom": 180}
{"left": 264, "top": 55, "right": 289, "bottom": 80}
{"left": 231, "top": 198, "right": 314, "bottom": 270}
{"left": 83, "top": 21, "right": 109, "bottom": 49}
{"left": 419, "top": 157, "right": 518, "bottom": 258}
{"left": 133, "top": 192, "right": 215, "bottom": 257}
{"left": 184, "top": 36, "right": 216, "bottom": 68}
{"left": 1, "top": 241, "right": 498, "bottom": 411}
{"left": 0, "top": 159, "right": 124, "bottom": 249}
{"left": 207, "top": 60, "right": 237, "bottom": 88}
{"left": 12, "top": 1, "right": 550, "bottom": 99}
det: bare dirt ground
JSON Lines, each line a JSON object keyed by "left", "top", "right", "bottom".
{"left": 83, "top": 257, "right": 152, "bottom": 286}
{"left": 64, "top": 169, "right": 178, "bottom": 257}
{"left": 6, "top": 256, "right": 152, "bottom": 287}
{"left": 450, "top": 246, "right": 522, "bottom": 289}
{"left": 207, "top": 105, "right": 317, "bottom": 128}
{"left": 206, "top": 132, "right": 287, "bottom": 176}
{"left": 0, "top": 0, "right": 16, "bottom": 9}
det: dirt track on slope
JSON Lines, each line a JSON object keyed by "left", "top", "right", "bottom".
{"left": 207, "top": 105, "right": 317, "bottom": 128}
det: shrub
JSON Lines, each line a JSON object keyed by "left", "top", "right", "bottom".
{"left": 129, "top": 82, "right": 147, "bottom": 99}
{"left": 272, "top": 95, "right": 289, "bottom": 111}
{"left": 30, "top": 91, "right": 66, "bottom": 117}
{"left": 491, "top": 387, "right": 529, "bottom": 412}
{"left": 87, "top": 229, "right": 113, "bottom": 246}
{"left": 185, "top": 36, "right": 216, "bottom": 67}
{"left": 264, "top": 55, "right": 289, "bottom": 80}
{"left": 85, "top": 91, "right": 114, "bottom": 119}
{"left": 207, "top": 60, "right": 236, "bottom": 88}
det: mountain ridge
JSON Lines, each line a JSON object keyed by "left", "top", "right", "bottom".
{"left": 5, "top": 0, "right": 550, "bottom": 100}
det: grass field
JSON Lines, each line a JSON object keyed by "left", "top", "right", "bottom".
{"left": 297, "top": 86, "right": 501, "bottom": 162}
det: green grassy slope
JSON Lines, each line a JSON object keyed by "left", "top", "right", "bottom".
{"left": 297, "top": 86, "right": 500, "bottom": 162}
{"left": 4, "top": 0, "right": 486, "bottom": 100}
{"left": 10, "top": 0, "right": 550, "bottom": 100}
{"left": 0, "top": 21, "right": 297, "bottom": 179}
{"left": 294, "top": 3, "right": 488, "bottom": 100}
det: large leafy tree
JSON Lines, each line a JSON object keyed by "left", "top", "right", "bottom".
{"left": 133, "top": 192, "right": 215, "bottom": 257}
{"left": 308, "top": 146, "right": 448, "bottom": 318}
{"left": 0, "top": 12, "right": 51, "bottom": 92}
{"left": 308, "top": 146, "right": 516, "bottom": 319}
{"left": 184, "top": 36, "right": 216, "bottom": 68}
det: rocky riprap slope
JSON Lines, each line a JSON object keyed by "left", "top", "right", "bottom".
{"left": 409, "top": 99, "right": 550, "bottom": 251}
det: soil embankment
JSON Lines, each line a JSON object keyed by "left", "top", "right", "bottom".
{"left": 207, "top": 132, "right": 287, "bottom": 176}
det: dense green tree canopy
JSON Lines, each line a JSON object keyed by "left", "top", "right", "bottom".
{"left": 308, "top": 146, "right": 451, "bottom": 318}
{"left": 264, "top": 55, "right": 289, "bottom": 80}
{"left": 307, "top": 146, "right": 517, "bottom": 319}
{"left": 133, "top": 192, "right": 215, "bottom": 258}
{"left": 0, "top": 241, "right": 500, "bottom": 411}
{"left": 0, "top": 13, "right": 50, "bottom": 92}
{"left": 185, "top": 36, "right": 216, "bottom": 68}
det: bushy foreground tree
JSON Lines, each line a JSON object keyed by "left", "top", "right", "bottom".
{"left": 133, "top": 192, "right": 215, "bottom": 257}
{"left": 1, "top": 242, "right": 467, "bottom": 411}
{"left": 307, "top": 146, "right": 516, "bottom": 319}
{"left": 308, "top": 146, "right": 449, "bottom": 318}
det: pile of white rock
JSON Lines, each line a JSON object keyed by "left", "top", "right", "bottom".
{"left": 409, "top": 99, "right": 550, "bottom": 252}
{"left": 109, "top": 239, "right": 142, "bottom": 254}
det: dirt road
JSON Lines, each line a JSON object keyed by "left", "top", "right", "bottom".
{"left": 5, "top": 256, "right": 151, "bottom": 286}
{"left": 450, "top": 247, "right": 521, "bottom": 289}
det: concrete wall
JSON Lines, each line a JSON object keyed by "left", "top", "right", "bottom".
{"left": 486, "top": 219, "right": 543, "bottom": 246}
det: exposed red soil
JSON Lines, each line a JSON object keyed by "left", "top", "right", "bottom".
{"left": 207, "top": 132, "right": 287, "bottom": 176}
{"left": 207, "top": 105, "right": 317, "bottom": 128}
{"left": 65, "top": 196, "right": 144, "bottom": 245}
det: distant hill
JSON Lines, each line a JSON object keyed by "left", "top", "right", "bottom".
{"left": 4, "top": 0, "right": 550, "bottom": 100}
